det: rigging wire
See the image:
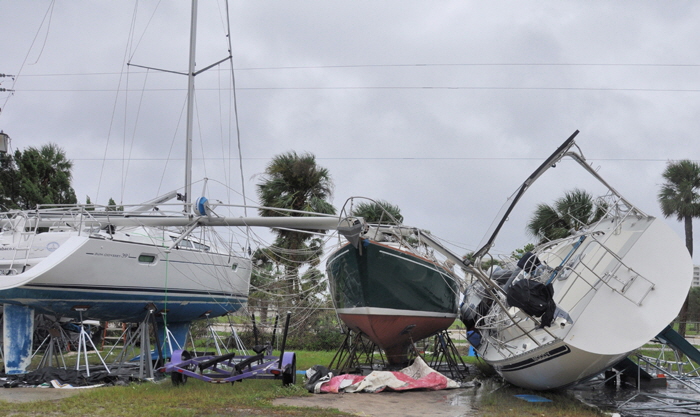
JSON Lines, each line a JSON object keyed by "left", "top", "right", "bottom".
{"left": 95, "top": 0, "right": 140, "bottom": 204}
{"left": 0, "top": 0, "right": 55, "bottom": 118}
{"left": 121, "top": 69, "right": 151, "bottom": 204}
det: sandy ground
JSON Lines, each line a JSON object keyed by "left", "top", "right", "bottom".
{"left": 273, "top": 388, "right": 480, "bottom": 417}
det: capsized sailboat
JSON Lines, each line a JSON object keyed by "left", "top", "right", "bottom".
{"left": 455, "top": 131, "right": 693, "bottom": 390}
{"left": 326, "top": 221, "right": 461, "bottom": 365}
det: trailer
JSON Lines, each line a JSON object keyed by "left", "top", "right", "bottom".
{"left": 163, "top": 312, "right": 296, "bottom": 386}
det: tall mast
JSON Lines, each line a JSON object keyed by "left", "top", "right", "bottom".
{"left": 184, "top": 0, "right": 198, "bottom": 214}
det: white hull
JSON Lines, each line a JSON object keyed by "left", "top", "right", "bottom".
{"left": 0, "top": 226, "right": 251, "bottom": 322}
{"left": 471, "top": 215, "right": 692, "bottom": 390}
{"left": 484, "top": 340, "right": 628, "bottom": 390}
{"left": 455, "top": 133, "right": 693, "bottom": 391}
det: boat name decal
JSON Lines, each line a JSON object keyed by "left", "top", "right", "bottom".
{"left": 498, "top": 345, "right": 571, "bottom": 372}
{"left": 46, "top": 242, "right": 60, "bottom": 252}
{"left": 88, "top": 252, "right": 131, "bottom": 258}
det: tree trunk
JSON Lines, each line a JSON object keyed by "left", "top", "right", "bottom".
{"left": 678, "top": 216, "right": 694, "bottom": 337}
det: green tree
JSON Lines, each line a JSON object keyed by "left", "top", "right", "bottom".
{"left": 526, "top": 188, "right": 607, "bottom": 243}
{"left": 350, "top": 200, "right": 403, "bottom": 224}
{"left": 13, "top": 143, "right": 77, "bottom": 209}
{"left": 256, "top": 151, "right": 336, "bottom": 299}
{"left": 511, "top": 243, "right": 536, "bottom": 260}
{"left": 464, "top": 251, "right": 502, "bottom": 271}
{"left": 84, "top": 195, "right": 95, "bottom": 211}
{"left": 106, "top": 197, "right": 124, "bottom": 212}
{"left": 0, "top": 151, "right": 19, "bottom": 209}
{"left": 687, "top": 287, "right": 700, "bottom": 333}
{"left": 658, "top": 160, "right": 700, "bottom": 337}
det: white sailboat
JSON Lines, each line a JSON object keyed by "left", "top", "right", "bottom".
{"left": 455, "top": 130, "right": 693, "bottom": 390}
{"left": 411, "top": 131, "right": 692, "bottom": 390}
{"left": 0, "top": 1, "right": 355, "bottom": 373}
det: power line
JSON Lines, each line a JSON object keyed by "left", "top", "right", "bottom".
{"left": 14, "top": 85, "right": 700, "bottom": 93}
{"left": 70, "top": 156, "right": 690, "bottom": 162}
{"left": 11, "top": 61, "right": 700, "bottom": 77}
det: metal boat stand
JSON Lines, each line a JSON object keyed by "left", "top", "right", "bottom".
{"left": 72, "top": 307, "right": 110, "bottom": 377}
{"left": 617, "top": 353, "right": 700, "bottom": 415}
{"left": 110, "top": 307, "right": 163, "bottom": 380}
{"left": 192, "top": 313, "right": 236, "bottom": 357}
{"left": 328, "top": 329, "right": 386, "bottom": 375}
{"left": 33, "top": 327, "right": 69, "bottom": 369}
{"left": 424, "top": 330, "right": 470, "bottom": 381}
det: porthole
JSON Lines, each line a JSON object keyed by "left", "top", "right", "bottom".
{"left": 138, "top": 254, "right": 157, "bottom": 264}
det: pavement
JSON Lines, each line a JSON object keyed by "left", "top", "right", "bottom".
{"left": 274, "top": 387, "right": 480, "bottom": 417}
{"left": 0, "top": 387, "right": 84, "bottom": 403}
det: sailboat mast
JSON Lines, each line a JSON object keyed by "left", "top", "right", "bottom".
{"left": 184, "top": 0, "right": 198, "bottom": 213}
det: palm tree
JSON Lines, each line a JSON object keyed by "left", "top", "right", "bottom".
{"left": 658, "top": 159, "right": 700, "bottom": 337}
{"left": 14, "top": 143, "right": 77, "bottom": 209}
{"left": 526, "top": 188, "right": 607, "bottom": 243}
{"left": 256, "top": 151, "right": 336, "bottom": 298}
{"left": 350, "top": 199, "right": 403, "bottom": 225}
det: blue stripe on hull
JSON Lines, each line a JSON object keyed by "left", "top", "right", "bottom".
{"left": 0, "top": 287, "right": 247, "bottom": 323}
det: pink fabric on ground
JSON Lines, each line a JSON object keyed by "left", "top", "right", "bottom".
{"left": 314, "top": 357, "right": 459, "bottom": 393}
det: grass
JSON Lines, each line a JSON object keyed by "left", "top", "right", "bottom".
{"left": 1, "top": 349, "right": 611, "bottom": 417}
{"left": 2, "top": 350, "right": 354, "bottom": 417}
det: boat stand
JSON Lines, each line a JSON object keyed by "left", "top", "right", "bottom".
{"left": 111, "top": 308, "right": 163, "bottom": 380}
{"left": 162, "top": 325, "right": 183, "bottom": 358}
{"left": 617, "top": 352, "right": 700, "bottom": 415}
{"left": 34, "top": 327, "right": 69, "bottom": 369}
{"left": 425, "top": 330, "right": 470, "bottom": 381}
{"left": 328, "top": 329, "right": 386, "bottom": 375}
{"left": 73, "top": 308, "right": 110, "bottom": 377}
{"left": 195, "top": 313, "right": 232, "bottom": 357}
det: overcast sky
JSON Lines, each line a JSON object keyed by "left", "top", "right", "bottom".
{"left": 2, "top": 1, "right": 699, "bottom": 262}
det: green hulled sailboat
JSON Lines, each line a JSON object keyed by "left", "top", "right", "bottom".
{"left": 326, "top": 230, "right": 459, "bottom": 365}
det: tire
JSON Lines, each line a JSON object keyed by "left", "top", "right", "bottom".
{"left": 171, "top": 371, "right": 187, "bottom": 386}
{"left": 171, "top": 350, "right": 192, "bottom": 386}
{"left": 282, "top": 354, "right": 296, "bottom": 386}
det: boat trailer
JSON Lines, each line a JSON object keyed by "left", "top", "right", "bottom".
{"left": 163, "top": 312, "right": 296, "bottom": 386}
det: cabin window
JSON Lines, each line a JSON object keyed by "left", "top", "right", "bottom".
{"left": 138, "top": 254, "right": 157, "bottom": 264}
{"left": 193, "top": 242, "right": 210, "bottom": 251}
{"left": 231, "top": 264, "right": 238, "bottom": 271}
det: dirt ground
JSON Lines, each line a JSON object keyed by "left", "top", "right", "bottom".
{"left": 273, "top": 387, "right": 480, "bottom": 417}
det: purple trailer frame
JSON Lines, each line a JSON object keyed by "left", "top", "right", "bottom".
{"left": 163, "top": 312, "right": 296, "bottom": 386}
{"left": 164, "top": 348, "right": 296, "bottom": 386}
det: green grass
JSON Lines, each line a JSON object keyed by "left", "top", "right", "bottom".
{"left": 2, "top": 350, "right": 356, "bottom": 417}
{"left": 2, "top": 349, "right": 606, "bottom": 417}
{"left": 2, "top": 378, "right": 353, "bottom": 417}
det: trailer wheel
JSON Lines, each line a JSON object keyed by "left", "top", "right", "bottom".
{"left": 282, "top": 354, "right": 296, "bottom": 386}
{"left": 171, "top": 350, "right": 192, "bottom": 386}
{"left": 171, "top": 371, "right": 187, "bottom": 386}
